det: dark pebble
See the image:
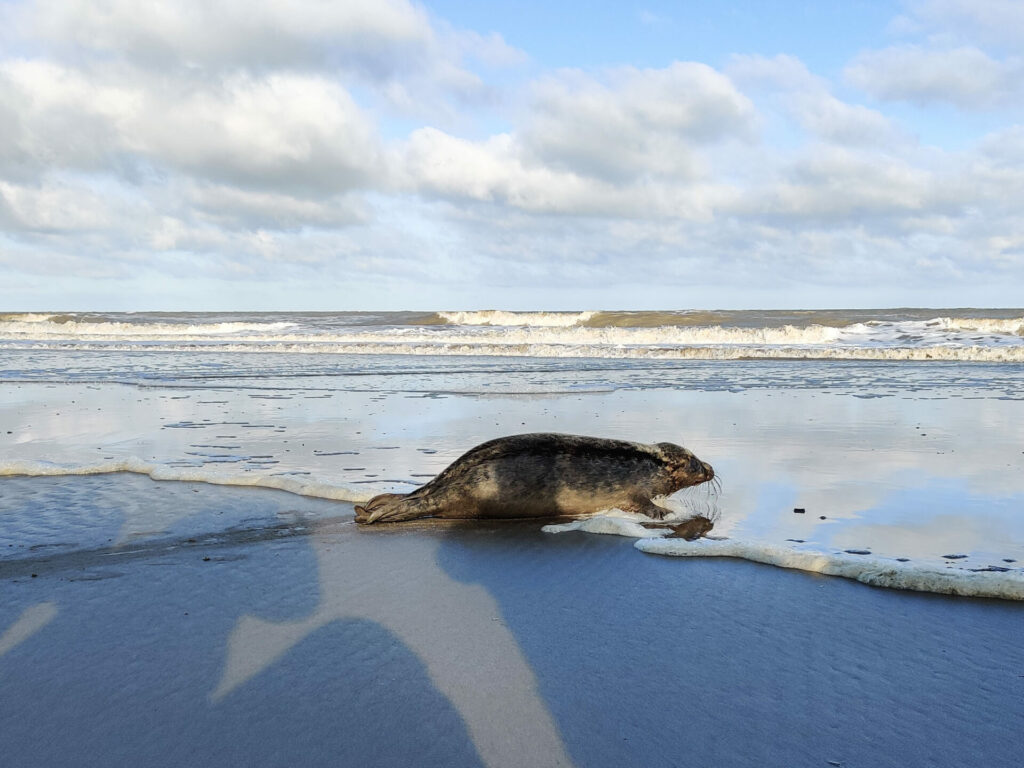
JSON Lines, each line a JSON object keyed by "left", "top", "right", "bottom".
{"left": 786, "top": 538, "right": 805, "bottom": 543}
{"left": 819, "top": 515, "right": 827, "bottom": 520}
{"left": 942, "top": 553, "right": 968, "bottom": 560}
{"left": 1003, "top": 558, "right": 1017, "bottom": 563}
{"left": 845, "top": 549, "right": 871, "bottom": 555}
{"left": 793, "top": 507, "right": 805, "bottom": 514}
{"left": 896, "top": 557, "right": 910, "bottom": 562}
{"left": 202, "top": 557, "right": 211, "bottom": 562}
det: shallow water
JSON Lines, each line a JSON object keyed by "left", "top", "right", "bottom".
{"left": 2, "top": 343, "right": 1023, "bottom": 597}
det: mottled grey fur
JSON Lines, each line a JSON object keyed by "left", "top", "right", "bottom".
{"left": 354, "top": 433, "right": 714, "bottom": 524}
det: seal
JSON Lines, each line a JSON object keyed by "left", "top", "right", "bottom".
{"left": 354, "top": 433, "right": 715, "bottom": 524}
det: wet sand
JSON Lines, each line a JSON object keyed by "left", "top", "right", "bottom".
{"left": 2, "top": 476, "right": 1022, "bottom": 768}
{"left": 5, "top": 380, "right": 1024, "bottom": 574}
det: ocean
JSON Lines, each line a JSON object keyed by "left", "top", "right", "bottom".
{"left": 4, "top": 308, "right": 1024, "bottom": 361}
{"left": 2, "top": 309, "right": 1024, "bottom": 599}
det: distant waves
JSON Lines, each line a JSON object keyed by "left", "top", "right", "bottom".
{"left": 1, "top": 309, "right": 1023, "bottom": 362}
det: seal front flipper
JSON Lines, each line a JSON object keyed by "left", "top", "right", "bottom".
{"left": 621, "top": 497, "right": 668, "bottom": 520}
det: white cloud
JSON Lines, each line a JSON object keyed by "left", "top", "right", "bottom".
{"left": 20, "top": 0, "right": 524, "bottom": 114}
{"left": 0, "top": 178, "right": 115, "bottom": 232}
{"left": 28, "top": 0, "right": 433, "bottom": 74}
{"left": 897, "top": 0, "right": 1024, "bottom": 48}
{"left": 0, "top": 60, "right": 381, "bottom": 194}
{"left": 395, "top": 62, "right": 754, "bottom": 218}
{"left": 729, "top": 145, "right": 947, "bottom": 222}
{"left": 730, "top": 54, "right": 898, "bottom": 146}
{"left": 523, "top": 63, "right": 757, "bottom": 183}
{"left": 134, "top": 73, "right": 381, "bottom": 194}
{"left": 188, "top": 186, "right": 368, "bottom": 231}
{"left": 844, "top": 45, "right": 1023, "bottom": 108}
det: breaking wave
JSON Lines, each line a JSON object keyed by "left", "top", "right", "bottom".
{"left": 2, "top": 310, "right": 1022, "bottom": 361}
{"left": 435, "top": 310, "right": 598, "bottom": 326}
{"left": 936, "top": 316, "right": 1024, "bottom": 335}
{"left": 0, "top": 318, "right": 298, "bottom": 337}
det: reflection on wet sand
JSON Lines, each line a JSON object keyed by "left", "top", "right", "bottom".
{"left": 0, "top": 603, "right": 57, "bottom": 657}
{"left": 213, "top": 523, "right": 574, "bottom": 768}
{"left": 5, "top": 382, "right": 1024, "bottom": 564}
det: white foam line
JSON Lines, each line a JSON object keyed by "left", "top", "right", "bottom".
{"left": 437, "top": 310, "right": 599, "bottom": 327}
{"left": 4, "top": 341, "right": 1024, "bottom": 361}
{"left": 0, "top": 459, "right": 376, "bottom": 504}
{"left": 635, "top": 538, "right": 1024, "bottom": 601}
{"left": 542, "top": 517, "right": 670, "bottom": 538}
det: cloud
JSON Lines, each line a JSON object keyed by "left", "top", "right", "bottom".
{"left": 20, "top": 0, "right": 524, "bottom": 113}
{"left": 188, "top": 185, "right": 369, "bottom": 231}
{"left": 844, "top": 45, "right": 1023, "bottom": 108}
{"left": 895, "top": 0, "right": 1024, "bottom": 48}
{"left": 0, "top": 59, "right": 382, "bottom": 194}
{"left": 28, "top": 0, "right": 432, "bottom": 74}
{"left": 729, "top": 145, "right": 943, "bottom": 222}
{"left": 729, "top": 54, "right": 898, "bottom": 146}
{"left": 523, "top": 63, "right": 757, "bottom": 184}
{"left": 0, "top": 177, "right": 115, "bottom": 233}
{"left": 396, "top": 62, "right": 754, "bottom": 218}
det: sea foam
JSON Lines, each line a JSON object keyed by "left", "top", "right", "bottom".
{"left": 0, "top": 318, "right": 297, "bottom": 337}
{"left": 436, "top": 310, "right": 598, "bottom": 326}
{"left": 636, "top": 537, "right": 1024, "bottom": 601}
{"left": 6, "top": 339, "right": 1024, "bottom": 362}
{"left": 542, "top": 514, "right": 1024, "bottom": 601}
{"left": 0, "top": 459, "right": 376, "bottom": 503}
{"left": 5, "top": 311, "right": 1024, "bottom": 361}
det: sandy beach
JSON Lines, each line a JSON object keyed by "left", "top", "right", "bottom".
{"left": 3, "top": 316, "right": 1024, "bottom": 767}
{"left": 3, "top": 474, "right": 1022, "bottom": 768}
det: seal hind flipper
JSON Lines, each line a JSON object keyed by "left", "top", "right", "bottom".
{"left": 355, "top": 492, "right": 434, "bottom": 524}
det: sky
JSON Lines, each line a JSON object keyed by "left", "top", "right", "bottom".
{"left": 1, "top": 0, "right": 1023, "bottom": 311}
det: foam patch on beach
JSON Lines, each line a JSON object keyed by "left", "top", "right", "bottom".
{"left": 0, "top": 459, "right": 376, "bottom": 503}
{"left": 542, "top": 513, "right": 672, "bottom": 539}
{"left": 543, "top": 511, "right": 1024, "bottom": 600}
{"left": 636, "top": 538, "right": 1024, "bottom": 601}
